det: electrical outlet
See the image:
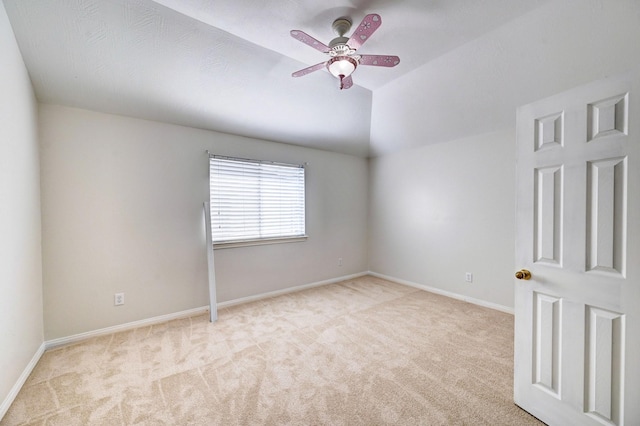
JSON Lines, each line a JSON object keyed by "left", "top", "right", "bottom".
{"left": 465, "top": 273, "right": 473, "bottom": 283}
{"left": 338, "top": 257, "right": 343, "bottom": 266}
{"left": 114, "top": 293, "right": 125, "bottom": 306}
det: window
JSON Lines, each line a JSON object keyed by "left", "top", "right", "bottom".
{"left": 209, "top": 155, "right": 306, "bottom": 247}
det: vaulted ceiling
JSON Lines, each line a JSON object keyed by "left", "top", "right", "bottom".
{"left": 3, "top": 0, "right": 548, "bottom": 157}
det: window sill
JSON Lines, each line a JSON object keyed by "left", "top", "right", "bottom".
{"left": 213, "top": 235, "right": 308, "bottom": 250}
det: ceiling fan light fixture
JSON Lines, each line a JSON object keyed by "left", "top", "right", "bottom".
{"left": 327, "top": 56, "right": 358, "bottom": 78}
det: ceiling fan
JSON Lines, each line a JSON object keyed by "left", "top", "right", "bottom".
{"left": 290, "top": 14, "right": 400, "bottom": 90}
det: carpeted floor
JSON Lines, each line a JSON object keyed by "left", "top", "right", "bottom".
{"left": 2, "top": 275, "right": 543, "bottom": 425}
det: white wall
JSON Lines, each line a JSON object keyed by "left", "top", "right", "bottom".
{"left": 0, "top": 2, "right": 44, "bottom": 415}
{"left": 369, "top": 130, "right": 516, "bottom": 308}
{"left": 368, "top": 0, "right": 640, "bottom": 309}
{"left": 38, "top": 105, "right": 369, "bottom": 340}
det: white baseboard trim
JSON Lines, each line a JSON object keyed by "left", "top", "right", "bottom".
{"left": 45, "top": 306, "right": 210, "bottom": 350}
{"left": 368, "top": 271, "right": 514, "bottom": 315}
{"left": 44, "top": 271, "right": 369, "bottom": 350}
{"left": 0, "top": 341, "right": 46, "bottom": 420}
{"left": 217, "top": 271, "right": 369, "bottom": 308}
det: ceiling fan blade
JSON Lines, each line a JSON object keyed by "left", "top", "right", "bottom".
{"left": 341, "top": 75, "right": 353, "bottom": 90}
{"left": 290, "top": 30, "right": 330, "bottom": 53}
{"left": 347, "top": 14, "right": 382, "bottom": 50}
{"left": 292, "top": 62, "right": 327, "bottom": 78}
{"left": 358, "top": 55, "right": 400, "bottom": 67}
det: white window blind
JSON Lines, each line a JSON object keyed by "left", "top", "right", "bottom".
{"left": 209, "top": 155, "right": 306, "bottom": 244}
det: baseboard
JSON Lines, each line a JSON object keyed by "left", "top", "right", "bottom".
{"left": 217, "top": 271, "right": 369, "bottom": 308}
{"left": 0, "top": 341, "right": 46, "bottom": 420}
{"left": 45, "top": 306, "right": 210, "bottom": 350}
{"left": 45, "top": 271, "right": 369, "bottom": 349}
{"left": 368, "top": 271, "right": 514, "bottom": 315}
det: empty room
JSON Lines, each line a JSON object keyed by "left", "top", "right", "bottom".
{"left": 1, "top": 0, "right": 639, "bottom": 424}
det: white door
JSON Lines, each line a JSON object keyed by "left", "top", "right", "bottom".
{"left": 515, "top": 71, "right": 640, "bottom": 425}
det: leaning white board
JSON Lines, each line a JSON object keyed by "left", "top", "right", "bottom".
{"left": 203, "top": 202, "right": 217, "bottom": 322}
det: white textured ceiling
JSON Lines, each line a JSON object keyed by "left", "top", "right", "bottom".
{"left": 3, "top": 0, "right": 547, "bottom": 157}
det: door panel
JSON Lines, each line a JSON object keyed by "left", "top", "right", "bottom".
{"left": 585, "top": 306, "right": 624, "bottom": 425}
{"left": 532, "top": 291, "right": 562, "bottom": 396}
{"left": 534, "top": 165, "right": 563, "bottom": 265}
{"left": 515, "top": 71, "right": 639, "bottom": 425}
{"left": 586, "top": 157, "right": 626, "bottom": 276}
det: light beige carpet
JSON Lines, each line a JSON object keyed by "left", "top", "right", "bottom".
{"left": 2, "top": 275, "right": 543, "bottom": 425}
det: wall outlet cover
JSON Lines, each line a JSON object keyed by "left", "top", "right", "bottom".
{"left": 114, "top": 293, "right": 125, "bottom": 306}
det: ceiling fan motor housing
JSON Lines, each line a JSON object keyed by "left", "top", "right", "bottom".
{"left": 329, "top": 36, "right": 350, "bottom": 49}
{"left": 329, "top": 43, "right": 357, "bottom": 57}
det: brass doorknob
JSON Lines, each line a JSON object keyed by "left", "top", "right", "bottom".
{"left": 515, "top": 269, "right": 532, "bottom": 280}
